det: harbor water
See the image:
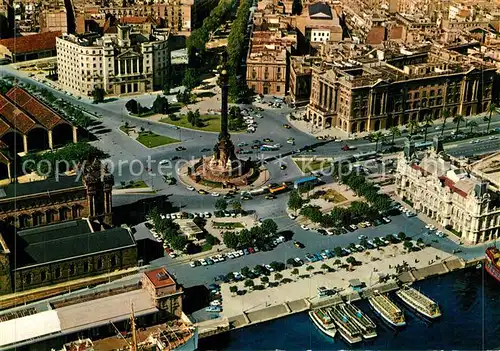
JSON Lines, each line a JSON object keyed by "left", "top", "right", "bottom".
{"left": 200, "top": 268, "right": 500, "bottom": 350}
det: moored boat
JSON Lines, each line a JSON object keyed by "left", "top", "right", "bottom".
{"left": 485, "top": 246, "right": 500, "bottom": 283}
{"left": 308, "top": 309, "right": 337, "bottom": 339}
{"left": 396, "top": 286, "right": 441, "bottom": 319}
{"left": 327, "top": 305, "right": 363, "bottom": 344}
{"left": 368, "top": 293, "right": 406, "bottom": 327}
{"left": 342, "top": 303, "right": 377, "bottom": 339}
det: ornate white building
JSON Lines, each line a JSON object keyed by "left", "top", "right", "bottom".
{"left": 396, "top": 148, "right": 500, "bottom": 245}
{"left": 56, "top": 25, "right": 170, "bottom": 97}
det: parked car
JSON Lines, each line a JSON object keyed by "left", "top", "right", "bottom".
{"left": 264, "top": 264, "right": 274, "bottom": 272}
{"left": 288, "top": 213, "right": 297, "bottom": 220}
{"left": 301, "top": 224, "right": 309, "bottom": 230}
{"left": 205, "top": 306, "right": 222, "bottom": 312}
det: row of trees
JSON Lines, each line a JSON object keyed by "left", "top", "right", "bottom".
{"left": 222, "top": 219, "right": 278, "bottom": 249}
{"left": 227, "top": 0, "right": 252, "bottom": 100}
{"left": 22, "top": 142, "right": 108, "bottom": 176}
{"left": 148, "top": 208, "right": 189, "bottom": 250}
{"left": 215, "top": 198, "right": 242, "bottom": 213}
{"left": 125, "top": 95, "right": 170, "bottom": 116}
{"left": 186, "top": 0, "right": 234, "bottom": 60}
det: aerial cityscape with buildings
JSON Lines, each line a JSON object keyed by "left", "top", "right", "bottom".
{"left": 0, "top": 0, "right": 499, "bottom": 348}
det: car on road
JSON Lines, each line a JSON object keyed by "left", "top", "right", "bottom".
{"left": 201, "top": 148, "right": 211, "bottom": 152}
{"left": 199, "top": 259, "right": 208, "bottom": 266}
{"left": 294, "top": 257, "right": 304, "bottom": 265}
{"left": 287, "top": 139, "right": 295, "bottom": 144}
{"left": 210, "top": 300, "right": 222, "bottom": 306}
{"left": 282, "top": 124, "right": 291, "bottom": 129}
{"left": 172, "top": 156, "right": 181, "bottom": 161}
{"left": 263, "top": 138, "right": 273, "bottom": 143}
{"left": 288, "top": 213, "right": 297, "bottom": 220}
{"left": 175, "top": 146, "right": 186, "bottom": 151}
{"left": 159, "top": 159, "right": 169, "bottom": 165}
{"left": 211, "top": 192, "right": 220, "bottom": 197}
{"left": 341, "top": 144, "right": 357, "bottom": 151}
{"left": 205, "top": 306, "right": 222, "bottom": 312}
{"left": 265, "top": 194, "right": 276, "bottom": 200}
{"left": 382, "top": 217, "right": 391, "bottom": 223}
{"left": 301, "top": 224, "right": 309, "bottom": 230}
{"left": 186, "top": 186, "right": 195, "bottom": 191}
{"left": 233, "top": 272, "right": 243, "bottom": 280}
{"left": 280, "top": 164, "right": 287, "bottom": 170}
{"left": 293, "top": 241, "right": 304, "bottom": 248}
{"left": 237, "top": 142, "right": 248, "bottom": 147}
{"left": 264, "top": 264, "right": 274, "bottom": 272}
{"left": 198, "top": 189, "right": 208, "bottom": 195}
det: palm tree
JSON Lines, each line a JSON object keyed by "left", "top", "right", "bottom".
{"left": 371, "top": 131, "right": 384, "bottom": 152}
{"left": 453, "top": 114, "right": 465, "bottom": 134}
{"left": 441, "top": 108, "right": 449, "bottom": 136}
{"left": 389, "top": 126, "right": 401, "bottom": 144}
{"left": 407, "top": 119, "right": 420, "bottom": 136}
{"left": 485, "top": 102, "right": 497, "bottom": 133}
{"left": 468, "top": 120, "right": 478, "bottom": 134}
{"left": 422, "top": 114, "right": 434, "bottom": 142}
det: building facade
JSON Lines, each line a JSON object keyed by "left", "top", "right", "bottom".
{"left": 396, "top": 148, "right": 500, "bottom": 245}
{"left": 305, "top": 45, "right": 497, "bottom": 133}
{"left": 56, "top": 25, "right": 170, "bottom": 97}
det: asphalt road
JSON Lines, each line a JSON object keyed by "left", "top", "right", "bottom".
{"left": 0, "top": 66, "right": 495, "bottom": 290}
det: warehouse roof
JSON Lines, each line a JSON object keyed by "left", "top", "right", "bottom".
{"left": 15, "top": 220, "right": 136, "bottom": 269}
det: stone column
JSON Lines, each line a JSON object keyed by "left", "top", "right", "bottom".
{"left": 118, "top": 60, "right": 121, "bottom": 75}
{"left": 7, "top": 161, "right": 11, "bottom": 183}
{"left": 72, "top": 126, "right": 78, "bottom": 143}
{"left": 23, "top": 134, "right": 28, "bottom": 154}
{"left": 48, "top": 130, "right": 53, "bottom": 149}
{"left": 319, "top": 82, "right": 324, "bottom": 107}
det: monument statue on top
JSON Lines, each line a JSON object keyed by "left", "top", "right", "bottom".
{"left": 210, "top": 51, "right": 238, "bottom": 172}
{"left": 190, "top": 51, "right": 252, "bottom": 187}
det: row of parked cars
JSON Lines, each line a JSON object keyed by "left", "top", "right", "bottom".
{"left": 190, "top": 247, "right": 262, "bottom": 267}
{"left": 205, "top": 284, "right": 223, "bottom": 313}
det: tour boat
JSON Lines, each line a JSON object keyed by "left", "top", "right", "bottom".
{"left": 485, "top": 246, "right": 500, "bottom": 283}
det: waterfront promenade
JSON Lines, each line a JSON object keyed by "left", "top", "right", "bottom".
{"left": 216, "top": 244, "right": 460, "bottom": 330}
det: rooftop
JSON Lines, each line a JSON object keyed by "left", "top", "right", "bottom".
{"left": 471, "top": 152, "right": 500, "bottom": 188}
{"left": 144, "top": 267, "right": 176, "bottom": 289}
{"left": 0, "top": 175, "right": 83, "bottom": 200}
{"left": 0, "top": 31, "right": 61, "bottom": 54}
{"left": 15, "top": 220, "right": 135, "bottom": 269}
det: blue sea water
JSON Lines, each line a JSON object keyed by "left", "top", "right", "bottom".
{"left": 200, "top": 268, "right": 500, "bottom": 350}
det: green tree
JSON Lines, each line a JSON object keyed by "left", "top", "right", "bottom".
{"left": 182, "top": 68, "right": 199, "bottom": 91}
{"left": 422, "top": 114, "right": 434, "bottom": 142}
{"left": 441, "top": 108, "right": 449, "bottom": 136}
{"left": 286, "top": 258, "right": 296, "bottom": 266}
{"left": 306, "top": 265, "right": 314, "bottom": 271}
{"left": 288, "top": 190, "right": 304, "bottom": 214}
{"left": 346, "top": 256, "right": 357, "bottom": 265}
{"left": 163, "top": 81, "right": 171, "bottom": 95}
{"left": 125, "top": 99, "right": 139, "bottom": 114}
{"left": 291, "top": 268, "right": 299, "bottom": 276}
{"left": 334, "top": 247, "right": 343, "bottom": 257}
{"left": 334, "top": 259, "right": 342, "bottom": 266}
{"left": 152, "top": 95, "right": 169, "bottom": 114}
{"left": 239, "top": 229, "right": 253, "bottom": 247}
{"left": 407, "top": 119, "right": 419, "bottom": 136}
{"left": 229, "top": 286, "right": 238, "bottom": 294}
{"left": 403, "top": 240, "right": 414, "bottom": 250}
{"left": 292, "top": 0, "right": 302, "bottom": 15}
{"left": 261, "top": 219, "right": 278, "bottom": 235}
{"left": 397, "top": 232, "right": 407, "bottom": 241}
{"left": 369, "top": 131, "right": 384, "bottom": 152}
{"left": 261, "top": 276, "right": 269, "bottom": 284}
{"left": 389, "top": 126, "right": 401, "bottom": 144}
{"left": 223, "top": 231, "right": 239, "bottom": 249}
{"left": 170, "top": 235, "right": 188, "bottom": 251}
{"left": 320, "top": 263, "right": 330, "bottom": 270}
{"left": 92, "top": 87, "right": 105, "bottom": 103}
{"left": 215, "top": 198, "right": 228, "bottom": 212}
{"left": 274, "top": 273, "right": 283, "bottom": 281}
{"left": 468, "top": 120, "right": 478, "bottom": 134}
{"left": 453, "top": 114, "right": 465, "bottom": 133}
{"left": 241, "top": 266, "right": 251, "bottom": 277}
{"left": 193, "top": 109, "right": 202, "bottom": 127}
{"left": 231, "top": 200, "right": 242, "bottom": 212}
{"left": 244, "top": 279, "right": 254, "bottom": 288}
{"left": 485, "top": 102, "right": 497, "bottom": 133}
{"left": 187, "top": 110, "right": 195, "bottom": 126}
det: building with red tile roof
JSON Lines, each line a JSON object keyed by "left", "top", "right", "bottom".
{"left": 141, "top": 267, "right": 183, "bottom": 317}
{"left": 0, "top": 31, "right": 61, "bottom": 62}
{"left": 396, "top": 146, "right": 500, "bottom": 245}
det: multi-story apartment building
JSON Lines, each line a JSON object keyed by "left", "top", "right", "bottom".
{"left": 56, "top": 25, "right": 170, "bottom": 97}
{"left": 75, "top": 0, "right": 194, "bottom": 35}
{"left": 305, "top": 45, "right": 497, "bottom": 133}
{"left": 246, "top": 26, "right": 297, "bottom": 96}
{"left": 396, "top": 146, "right": 500, "bottom": 245}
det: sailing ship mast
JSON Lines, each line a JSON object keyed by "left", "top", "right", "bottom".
{"left": 130, "top": 304, "right": 138, "bottom": 351}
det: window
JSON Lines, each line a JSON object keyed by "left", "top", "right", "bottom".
{"left": 69, "top": 264, "right": 75, "bottom": 275}
{"left": 276, "top": 85, "right": 280, "bottom": 92}
{"left": 111, "top": 256, "right": 117, "bottom": 267}
{"left": 55, "top": 267, "right": 61, "bottom": 278}
{"left": 414, "top": 92, "right": 419, "bottom": 99}
{"left": 430, "top": 90, "right": 434, "bottom": 96}
{"left": 97, "top": 258, "right": 103, "bottom": 269}
{"left": 41, "top": 271, "right": 46, "bottom": 281}
{"left": 25, "top": 273, "right": 32, "bottom": 284}
{"left": 83, "top": 261, "right": 89, "bottom": 273}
